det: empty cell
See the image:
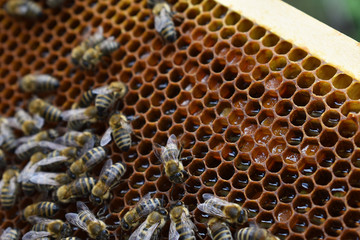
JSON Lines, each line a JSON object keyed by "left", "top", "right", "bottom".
{"left": 325, "top": 219, "right": 343, "bottom": 237}
{"left": 290, "top": 216, "right": 310, "bottom": 234}
{"left": 249, "top": 82, "right": 265, "bottom": 98}
{"left": 231, "top": 33, "right": 247, "bottom": 48}
{"left": 257, "top": 49, "right": 273, "bottom": 64}
{"left": 196, "top": 67, "right": 210, "bottom": 83}
{"left": 288, "top": 48, "right": 307, "bottom": 62}
{"left": 260, "top": 193, "right": 277, "bottom": 210}
{"left": 213, "top": 118, "right": 228, "bottom": 133}
{"left": 313, "top": 81, "right": 331, "bottom": 96}
{"left": 256, "top": 212, "right": 275, "bottom": 229}
{"left": 222, "top": 65, "right": 238, "bottom": 81}
{"left": 241, "top": 118, "right": 258, "bottom": 134}
{"left": 173, "top": 51, "right": 187, "bottom": 66}
{"left": 308, "top": 207, "right": 327, "bottom": 226}
{"left": 341, "top": 100, "right": 360, "bottom": 116}
{"left": 272, "top": 119, "right": 289, "bottom": 136}
{"left": 279, "top": 81, "right": 296, "bottom": 98}
{"left": 232, "top": 172, "right": 248, "bottom": 189}
{"left": 258, "top": 109, "right": 275, "bottom": 126}
{"left": 276, "top": 100, "right": 293, "bottom": 116}
{"left": 227, "top": 49, "right": 243, "bottom": 64}
{"left": 242, "top": 201, "right": 260, "bottom": 218}
{"left": 330, "top": 179, "right": 349, "bottom": 197}
{"left": 162, "top": 99, "right": 177, "bottom": 115}
{"left": 211, "top": 58, "right": 226, "bottom": 73}
{"left": 196, "top": 126, "right": 212, "bottom": 142}
{"left": 254, "top": 127, "right": 272, "bottom": 145}
{"left": 306, "top": 227, "right": 325, "bottom": 240}
{"left": 221, "top": 144, "right": 238, "bottom": 161}
{"left": 177, "top": 35, "right": 191, "bottom": 50}
{"left": 225, "top": 11, "right": 241, "bottom": 25}
{"left": 186, "top": 7, "right": 200, "bottom": 19}
{"left": 146, "top": 108, "right": 161, "bottom": 122}
{"left": 151, "top": 92, "right": 165, "bottom": 107}
{"left": 185, "top": 177, "right": 201, "bottom": 194}
{"left": 249, "top": 26, "right": 266, "bottom": 39}
{"left": 237, "top": 18, "right": 253, "bottom": 32}
{"left": 147, "top": 52, "right": 161, "bottom": 66}
{"left": 312, "top": 188, "right": 330, "bottom": 206}
{"left": 200, "top": 109, "right": 216, "bottom": 124}
{"left": 180, "top": 76, "right": 195, "bottom": 91}
{"left": 181, "top": 133, "right": 195, "bottom": 150}
{"left": 332, "top": 73, "right": 352, "bottom": 89}
{"left": 201, "top": 169, "right": 218, "bottom": 187}
{"left": 298, "top": 157, "right": 317, "bottom": 175}
{"left": 140, "top": 84, "right": 154, "bottom": 98}
{"left": 229, "top": 109, "right": 245, "bottom": 125}
{"left": 244, "top": 41, "right": 260, "bottom": 55}
{"left": 209, "top": 135, "right": 225, "bottom": 150}
{"left": 234, "top": 153, "right": 252, "bottom": 170}
{"left": 204, "top": 33, "right": 218, "bottom": 47}
{"left": 290, "top": 109, "right": 307, "bottom": 126}
{"left": 249, "top": 164, "right": 266, "bottom": 181}
{"left": 192, "top": 27, "right": 207, "bottom": 41}
{"left": 220, "top": 27, "right": 235, "bottom": 39}
{"left": 214, "top": 180, "right": 231, "bottom": 196}
{"left": 317, "top": 149, "right": 335, "bottom": 168}
{"left": 283, "top": 64, "right": 301, "bottom": 79}
{"left": 296, "top": 72, "right": 315, "bottom": 89}
{"left": 266, "top": 156, "right": 283, "bottom": 173}
{"left": 275, "top": 41, "right": 292, "bottom": 54}
{"left": 344, "top": 210, "right": 360, "bottom": 228}
{"left": 218, "top": 162, "right": 235, "bottom": 180}
{"left": 239, "top": 56, "right": 257, "bottom": 73}
{"left": 184, "top": 59, "right": 199, "bottom": 74}
{"left": 322, "top": 110, "right": 340, "bottom": 127}
{"left": 220, "top": 82, "right": 235, "bottom": 98}
{"left": 306, "top": 100, "right": 326, "bottom": 117}
{"left": 262, "top": 91, "right": 279, "bottom": 108}
{"left": 157, "top": 117, "right": 172, "bottom": 132}
{"left": 208, "top": 20, "right": 223, "bottom": 32}
{"left": 339, "top": 119, "right": 357, "bottom": 138}
{"left": 245, "top": 182, "right": 263, "bottom": 199}
{"left": 295, "top": 177, "right": 314, "bottom": 194}
{"left": 204, "top": 92, "right": 219, "bottom": 107}
{"left": 328, "top": 199, "right": 346, "bottom": 217}
{"left": 156, "top": 175, "right": 172, "bottom": 192}
{"left": 188, "top": 42, "right": 202, "bottom": 57}
{"left": 225, "top": 127, "right": 241, "bottom": 143}
{"left": 193, "top": 143, "right": 208, "bottom": 158}
{"left": 184, "top": 116, "right": 200, "bottom": 132}
{"left": 235, "top": 74, "right": 252, "bottom": 90}
{"left": 336, "top": 140, "right": 354, "bottom": 158}
{"left": 269, "top": 56, "right": 287, "bottom": 71}
{"left": 135, "top": 99, "right": 150, "bottom": 113}
{"left": 245, "top": 101, "right": 261, "bottom": 116}
{"left": 316, "top": 64, "right": 337, "bottom": 80}
{"left": 188, "top": 159, "right": 205, "bottom": 176}
{"left": 314, "top": 169, "right": 332, "bottom": 186}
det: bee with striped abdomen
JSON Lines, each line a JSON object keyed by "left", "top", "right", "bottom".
{"left": 120, "top": 193, "right": 164, "bottom": 231}
{"left": 43, "top": 146, "right": 79, "bottom": 166}
{"left": 236, "top": 227, "right": 280, "bottom": 240}
{"left": 0, "top": 227, "right": 20, "bottom": 240}
{"left": 13, "top": 109, "right": 44, "bottom": 135}
{"left": 198, "top": 194, "right": 248, "bottom": 226}
{"left": 29, "top": 98, "right": 63, "bottom": 122}
{"left": 97, "top": 37, "right": 120, "bottom": 55}
{"left": 29, "top": 216, "right": 72, "bottom": 239}
{"left": 152, "top": 1, "right": 177, "bottom": 42}
{"left": 67, "top": 146, "right": 107, "bottom": 179}
{"left": 92, "top": 81, "right": 128, "bottom": 116}
{"left": 54, "top": 177, "right": 96, "bottom": 204}
{"left": 4, "top": 0, "right": 42, "bottom": 18}
{"left": 129, "top": 207, "right": 168, "bottom": 240}
{"left": 78, "top": 89, "right": 97, "bottom": 108}
{"left": 19, "top": 74, "right": 59, "bottom": 93}
{"left": 169, "top": 201, "right": 196, "bottom": 240}
{"left": 154, "top": 134, "right": 190, "bottom": 184}
{"left": 90, "top": 159, "right": 126, "bottom": 205}
{"left": 0, "top": 168, "right": 19, "bottom": 209}
{"left": 18, "top": 152, "right": 46, "bottom": 195}
{"left": 56, "top": 131, "right": 97, "bottom": 154}
{"left": 66, "top": 201, "right": 110, "bottom": 240}
{"left": 23, "top": 201, "right": 59, "bottom": 221}
{"left": 62, "top": 106, "right": 98, "bottom": 130}
{"left": 207, "top": 217, "right": 233, "bottom": 240}
{"left": 101, "top": 112, "right": 135, "bottom": 151}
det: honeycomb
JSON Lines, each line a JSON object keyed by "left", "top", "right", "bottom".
{"left": 0, "top": 0, "right": 360, "bottom": 239}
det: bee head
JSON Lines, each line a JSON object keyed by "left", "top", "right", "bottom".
{"left": 120, "top": 219, "right": 130, "bottom": 231}
{"left": 237, "top": 209, "right": 248, "bottom": 225}
{"left": 156, "top": 207, "right": 168, "bottom": 216}
{"left": 89, "top": 193, "right": 103, "bottom": 205}
{"left": 96, "top": 229, "right": 109, "bottom": 240}
{"left": 61, "top": 222, "right": 73, "bottom": 237}
{"left": 170, "top": 170, "right": 189, "bottom": 184}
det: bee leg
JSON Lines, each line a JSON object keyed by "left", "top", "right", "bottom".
{"left": 97, "top": 204, "right": 109, "bottom": 218}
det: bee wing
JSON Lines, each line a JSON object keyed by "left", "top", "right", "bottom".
{"left": 29, "top": 172, "right": 61, "bottom": 186}
{"left": 18, "top": 161, "right": 38, "bottom": 183}
{"left": 8, "top": 176, "right": 18, "bottom": 195}
{"left": 37, "top": 141, "right": 67, "bottom": 150}
{"left": 152, "top": 143, "right": 162, "bottom": 161}
{"left": 154, "top": 9, "right": 168, "bottom": 33}
{"left": 76, "top": 201, "right": 98, "bottom": 222}
{"left": 2, "top": 227, "right": 11, "bottom": 235}
{"left": 100, "top": 159, "right": 113, "bottom": 178}
{"left": 100, "top": 127, "right": 113, "bottom": 146}
{"left": 202, "top": 193, "right": 231, "bottom": 207}
{"left": 35, "top": 156, "right": 68, "bottom": 166}
{"left": 33, "top": 114, "right": 45, "bottom": 129}
{"left": 0, "top": 179, "right": 4, "bottom": 192}
{"left": 22, "top": 231, "right": 51, "bottom": 240}
{"left": 129, "top": 221, "right": 160, "bottom": 240}
{"left": 61, "top": 109, "right": 88, "bottom": 121}
{"left": 169, "top": 220, "right": 180, "bottom": 240}
{"left": 92, "top": 86, "right": 112, "bottom": 95}
{"left": 5, "top": 117, "right": 22, "bottom": 130}
{"left": 0, "top": 135, "right": 3, "bottom": 145}
{"left": 65, "top": 213, "right": 88, "bottom": 231}
{"left": 27, "top": 216, "right": 53, "bottom": 225}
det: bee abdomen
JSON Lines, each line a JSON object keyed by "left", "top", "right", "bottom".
{"left": 0, "top": 184, "right": 16, "bottom": 208}
{"left": 31, "top": 223, "right": 47, "bottom": 231}
{"left": 136, "top": 198, "right": 162, "bottom": 215}
{"left": 78, "top": 211, "right": 92, "bottom": 224}
{"left": 113, "top": 128, "right": 131, "bottom": 151}
{"left": 81, "top": 147, "right": 106, "bottom": 164}
{"left": 161, "top": 22, "right": 176, "bottom": 42}
{"left": 95, "top": 93, "right": 114, "bottom": 115}
{"left": 101, "top": 162, "right": 126, "bottom": 184}
{"left": 35, "top": 75, "right": 59, "bottom": 91}
{"left": 176, "top": 222, "right": 196, "bottom": 240}
{"left": 70, "top": 177, "right": 96, "bottom": 197}
{"left": 43, "top": 104, "right": 62, "bottom": 122}
{"left": 79, "top": 90, "right": 96, "bottom": 108}
{"left": 236, "top": 227, "right": 268, "bottom": 240}
{"left": 2, "top": 228, "right": 20, "bottom": 240}
{"left": 22, "top": 181, "right": 36, "bottom": 195}
{"left": 37, "top": 201, "right": 59, "bottom": 217}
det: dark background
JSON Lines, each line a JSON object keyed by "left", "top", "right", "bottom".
{"left": 284, "top": 0, "right": 360, "bottom": 41}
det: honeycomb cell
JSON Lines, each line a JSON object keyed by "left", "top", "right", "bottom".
{"left": 278, "top": 185, "right": 296, "bottom": 203}
{"left": 232, "top": 92, "right": 247, "bottom": 108}
{"left": 290, "top": 214, "right": 309, "bottom": 232}
{"left": 245, "top": 100, "right": 261, "bottom": 116}
{"left": 260, "top": 192, "right": 277, "bottom": 210}
{"left": 234, "top": 153, "right": 252, "bottom": 171}
{"left": 272, "top": 119, "right": 289, "bottom": 136}
{"left": 245, "top": 182, "right": 263, "bottom": 200}
{"left": 297, "top": 72, "right": 315, "bottom": 88}
{"left": 241, "top": 118, "right": 258, "bottom": 134}
{"left": 275, "top": 100, "right": 292, "bottom": 116}
{"left": 338, "top": 118, "right": 357, "bottom": 138}
{"left": 336, "top": 140, "right": 354, "bottom": 158}
{"left": 222, "top": 65, "right": 238, "bottom": 81}
{"left": 213, "top": 117, "right": 228, "bottom": 133}
{"left": 343, "top": 210, "right": 360, "bottom": 228}
{"left": 325, "top": 219, "right": 343, "bottom": 237}
{"left": 269, "top": 56, "right": 287, "bottom": 71}
{"left": 326, "top": 91, "right": 346, "bottom": 108}
{"left": 256, "top": 49, "right": 273, "bottom": 64}
{"left": 295, "top": 177, "right": 314, "bottom": 194}
{"left": 332, "top": 73, "right": 352, "bottom": 89}
{"left": 307, "top": 99, "right": 326, "bottom": 117}
{"left": 293, "top": 90, "right": 310, "bottom": 107}
{"left": 221, "top": 143, "right": 238, "bottom": 161}
{"left": 254, "top": 127, "right": 272, "bottom": 145}
{"left": 239, "top": 56, "right": 256, "bottom": 72}
{"left": 258, "top": 109, "right": 275, "bottom": 126}
{"left": 244, "top": 41, "right": 260, "bottom": 55}
{"left": 341, "top": 230, "right": 360, "bottom": 240}
{"left": 304, "top": 119, "right": 322, "bottom": 136}
{"left": 316, "top": 64, "right": 337, "bottom": 80}
{"left": 322, "top": 110, "right": 340, "bottom": 127}
{"left": 298, "top": 157, "right": 317, "bottom": 176}
{"left": 312, "top": 188, "right": 330, "bottom": 206}
{"left": 314, "top": 169, "right": 332, "bottom": 186}
{"left": 285, "top": 128, "right": 303, "bottom": 145}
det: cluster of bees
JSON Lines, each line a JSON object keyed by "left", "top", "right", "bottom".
{"left": 0, "top": 0, "right": 283, "bottom": 239}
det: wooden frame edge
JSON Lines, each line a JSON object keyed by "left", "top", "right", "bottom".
{"left": 216, "top": 0, "right": 360, "bottom": 80}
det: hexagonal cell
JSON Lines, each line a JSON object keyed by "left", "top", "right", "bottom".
{"left": 339, "top": 118, "right": 357, "bottom": 138}
{"left": 218, "top": 162, "right": 235, "bottom": 180}
{"left": 227, "top": 191, "right": 246, "bottom": 205}
{"left": 245, "top": 182, "right": 263, "bottom": 200}
{"left": 297, "top": 72, "right": 315, "bottom": 89}
{"left": 293, "top": 90, "right": 310, "bottom": 107}
{"left": 232, "top": 92, "right": 248, "bottom": 108}
{"left": 336, "top": 140, "right": 354, "bottom": 158}
{"left": 261, "top": 90, "right": 279, "bottom": 108}
{"left": 240, "top": 118, "right": 258, "bottom": 135}
{"left": 185, "top": 177, "right": 201, "bottom": 194}
{"left": 254, "top": 127, "right": 272, "bottom": 145}
{"left": 257, "top": 49, "right": 273, "bottom": 64}
{"left": 256, "top": 211, "right": 275, "bottom": 229}
{"left": 285, "top": 128, "right": 303, "bottom": 146}
{"left": 221, "top": 143, "right": 238, "bottom": 161}
{"left": 321, "top": 110, "right": 340, "bottom": 128}
{"left": 204, "top": 151, "right": 221, "bottom": 168}
{"left": 263, "top": 174, "right": 281, "bottom": 192}
{"left": 341, "top": 230, "right": 360, "bottom": 240}
{"left": 214, "top": 180, "right": 231, "bottom": 197}
{"left": 209, "top": 134, "right": 225, "bottom": 150}
{"left": 234, "top": 153, "right": 252, "bottom": 171}
{"left": 326, "top": 91, "right": 346, "bottom": 109}
{"left": 298, "top": 157, "right": 317, "bottom": 176}
{"left": 343, "top": 210, "right": 360, "bottom": 228}
{"left": 313, "top": 81, "right": 331, "bottom": 96}
{"left": 259, "top": 192, "right": 277, "bottom": 210}
{"left": 184, "top": 116, "right": 200, "bottom": 132}
{"left": 309, "top": 207, "right": 327, "bottom": 226}
{"left": 275, "top": 100, "right": 293, "bottom": 116}
{"left": 351, "top": 150, "right": 360, "bottom": 168}
{"left": 316, "top": 64, "right": 337, "bottom": 80}
{"left": 245, "top": 100, "right": 261, "bottom": 116}
{"left": 231, "top": 172, "right": 249, "bottom": 189}
{"left": 314, "top": 169, "right": 332, "bottom": 186}
{"left": 279, "top": 81, "right": 296, "bottom": 98}
{"left": 224, "top": 126, "right": 241, "bottom": 143}
{"left": 332, "top": 73, "right": 352, "bottom": 89}
{"left": 219, "top": 82, "right": 235, "bottom": 99}
{"left": 173, "top": 108, "right": 187, "bottom": 123}
{"left": 215, "top": 41, "right": 230, "bottom": 56}
{"left": 300, "top": 139, "right": 320, "bottom": 156}
{"left": 239, "top": 56, "right": 256, "bottom": 72}
{"left": 278, "top": 185, "right": 296, "bottom": 203}
{"left": 249, "top": 82, "right": 265, "bottom": 99}
{"left": 290, "top": 214, "right": 309, "bottom": 233}
{"left": 319, "top": 129, "right": 338, "bottom": 147}
{"left": 325, "top": 219, "right": 343, "bottom": 237}
{"left": 305, "top": 227, "right": 325, "bottom": 239}
{"left": 306, "top": 99, "right": 326, "bottom": 117}
{"left": 272, "top": 119, "right": 289, "bottom": 136}
{"left": 201, "top": 169, "right": 217, "bottom": 187}
{"left": 266, "top": 155, "right": 283, "bottom": 173}
{"left": 312, "top": 188, "right": 330, "bottom": 206}
{"left": 295, "top": 177, "right": 314, "bottom": 194}
{"left": 213, "top": 117, "right": 228, "bottom": 133}
{"left": 280, "top": 165, "right": 299, "bottom": 184}
{"left": 200, "top": 109, "right": 216, "bottom": 125}
{"left": 269, "top": 56, "right": 287, "bottom": 71}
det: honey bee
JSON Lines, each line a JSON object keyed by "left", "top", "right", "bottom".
{"left": 44, "top": 146, "right": 79, "bottom": 166}
{"left": 198, "top": 194, "right": 248, "bottom": 226}
{"left": 17, "top": 129, "right": 59, "bottom": 144}
{"left": 54, "top": 177, "right": 96, "bottom": 204}
{"left": 78, "top": 89, "right": 97, "bottom": 108}
{"left": 71, "top": 27, "right": 105, "bottom": 65}
{"left": 90, "top": 159, "right": 126, "bottom": 205}
{"left": 101, "top": 112, "right": 133, "bottom": 151}
{"left": 46, "top": 0, "right": 65, "bottom": 8}
{"left": 120, "top": 193, "right": 164, "bottom": 230}
{"left": 236, "top": 227, "right": 280, "bottom": 240}
{"left": 92, "top": 81, "right": 128, "bottom": 116}
{"left": 29, "top": 98, "right": 63, "bottom": 122}
{"left": 30, "top": 171, "right": 73, "bottom": 188}
{"left": 18, "top": 152, "right": 46, "bottom": 195}
{"left": 56, "top": 131, "right": 96, "bottom": 153}
{"left": 152, "top": 1, "right": 177, "bottom": 42}
{"left": 15, "top": 140, "right": 66, "bottom": 160}
{"left": 13, "top": 109, "right": 44, "bottom": 135}
{"left": 129, "top": 207, "right": 168, "bottom": 240}
{"left": 97, "top": 37, "right": 120, "bottom": 55}
{"left": 23, "top": 201, "right": 60, "bottom": 221}
{"left": 29, "top": 216, "right": 72, "bottom": 239}
{"left": 154, "top": 134, "right": 190, "bottom": 184}
{"left": 67, "top": 146, "right": 107, "bottom": 179}
{"left": 0, "top": 149, "right": 5, "bottom": 168}
{"left": 19, "top": 74, "right": 59, "bottom": 93}
{"left": 207, "top": 217, "right": 233, "bottom": 240}
{"left": 0, "top": 227, "right": 20, "bottom": 240}
{"left": 0, "top": 118, "right": 17, "bottom": 152}
{"left": 22, "top": 231, "right": 51, "bottom": 240}
{"left": 169, "top": 201, "right": 196, "bottom": 240}
{"left": 0, "top": 168, "right": 19, "bottom": 209}
{"left": 66, "top": 201, "right": 110, "bottom": 240}
{"left": 4, "top": 0, "right": 42, "bottom": 18}
{"left": 62, "top": 106, "right": 98, "bottom": 129}
{"left": 80, "top": 47, "right": 103, "bottom": 70}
